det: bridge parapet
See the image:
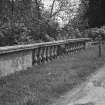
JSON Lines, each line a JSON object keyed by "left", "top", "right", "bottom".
{"left": 0, "top": 38, "right": 91, "bottom": 77}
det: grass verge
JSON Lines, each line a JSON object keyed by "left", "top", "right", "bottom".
{"left": 0, "top": 45, "right": 105, "bottom": 105}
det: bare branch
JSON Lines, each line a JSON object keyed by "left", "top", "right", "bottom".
{"left": 50, "top": 0, "right": 56, "bottom": 18}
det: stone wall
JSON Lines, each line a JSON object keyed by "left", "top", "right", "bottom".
{"left": 0, "top": 50, "right": 32, "bottom": 77}
{"left": 0, "top": 38, "right": 91, "bottom": 77}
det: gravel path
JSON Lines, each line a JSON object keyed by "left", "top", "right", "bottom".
{"left": 53, "top": 65, "right": 105, "bottom": 105}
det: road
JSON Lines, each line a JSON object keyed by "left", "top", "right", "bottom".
{"left": 53, "top": 65, "right": 105, "bottom": 105}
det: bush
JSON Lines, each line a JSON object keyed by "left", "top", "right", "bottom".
{"left": 82, "top": 26, "right": 105, "bottom": 40}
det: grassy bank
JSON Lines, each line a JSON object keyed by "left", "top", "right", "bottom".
{"left": 0, "top": 45, "right": 105, "bottom": 105}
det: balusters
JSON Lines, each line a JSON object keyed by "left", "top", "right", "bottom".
{"left": 39, "top": 47, "right": 42, "bottom": 64}
{"left": 40, "top": 47, "right": 45, "bottom": 63}
{"left": 45, "top": 46, "right": 48, "bottom": 62}
{"left": 36, "top": 47, "right": 40, "bottom": 64}
{"left": 32, "top": 49, "right": 35, "bottom": 65}
{"left": 54, "top": 45, "right": 58, "bottom": 58}
{"left": 72, "top": 43, "right": 74, "bottom": 53}
{"left": 68, "top": 43, "right": 70, "bottom": 55}
{"left": 74, "top": 43, "right": 76, "bottom": 53}
{"left": 43, "top": 47, "right": 47, "bottom": 63}
{"left": 64, "top": 44, "right": 66, "bottom": 55}
{"left": 46, "top": 46, "right": 50, "bottom": 61}
{"left": 79, "top": 42, "right": 81, "bottom": 50}
{"left": 81, "top": 41, "right": 84, "bottom": 49}
{"left": 81, "top": 42, "right": 83, "bottom": 50}
{"left": 67, "top": 44, "right": 69, "bottom": 55}
{"left": 70, "top": 43, "right": 73, "bottom": 54}
{"left": 76, "top": 42, "right": 78, "bottom": 52}
{"left": 68, "top": 43, "right": 71, "bottom": 54}
{"left": 75, "top": 43, "right": 77, "bottom": 53}
{"left": 51, "top": 46, "right": 55, "bottom": 59}
{"left": 49, "top": 45, "right": 57, "bottom": 60}
{"left": 83, "top": 41, "right": 86, "bottom": 49}
{"left": 58, "top": 44, "right": 63, "bottom": 57}
{"left": 78, "top": 42, "right": 80, "bottom": 51}
{"left": 62, "top": 44, "right": 66, "bottom": 56}
{"left": 32, "top": 39, "right": 88, "bottom": 65}
{"left": 32, "top": 48, "right": 39, "bottom": 65}
{"left": 67, "top": 43, "right": 69, "bottom": 54}
{"left": 77, "top": 42, "right": 80, "bottom": 52}
{"left": 77, "top": 42, "right": 79, "bottom": 52}
{"left": 72, "top": 43, "right": 75, "bottom": 54}
{"left": 77, "top": 42, "right": 79, "bottom": 51}
{"left": 47, "top": 46, "right": 51, "bottom": 60}
{"left": 65, "top": 44, "right": 67, "bottom": 55}
{"left": 78, "top": 42, "right": 81, "bottom": 51}
{"left": 49, "top": 46, "right": 52, "bottom": 60}
{"left": 49, "top": 46, "right": 53, "bottom": 60}
{"left": 79, "top": 42, "right": 82, "bottom": 50}
{"left": 78, "top": 41, "right": 83, "bottom": 51}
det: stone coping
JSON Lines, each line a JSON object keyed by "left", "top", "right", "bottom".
{"left": 0, "top": 38, "right": 91, "bottom": 55}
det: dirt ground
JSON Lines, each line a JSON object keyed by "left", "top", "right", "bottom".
{"left": 53, "top": 65, "right": 105, "bottom": 105}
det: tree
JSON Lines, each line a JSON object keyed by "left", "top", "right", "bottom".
{"left": 82, "top": 0, "right": 105, "bottom": 27}
{"left": 0, "top": 0, "right": 88, "bottom": 46}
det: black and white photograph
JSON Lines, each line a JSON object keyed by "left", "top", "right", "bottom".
{"left": 0, "top": 0, "right": 105, "bottom": 105}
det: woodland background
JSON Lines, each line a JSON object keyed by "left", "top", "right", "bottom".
{"left": 0, "top": 0, "right": 105, "bottom": 46}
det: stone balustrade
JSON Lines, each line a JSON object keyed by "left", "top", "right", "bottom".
{"left": 0, "top": 38, "right": 91, "bottom": 77}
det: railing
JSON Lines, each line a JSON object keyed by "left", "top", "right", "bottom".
{"left": 0, "top": 38, "right": 91, "bottom": 77}
{"left": 87, "top": 39, "right": 105, "bottom": 46}
{"left": 32, "top": 38, "right": 90, "bottom": 65}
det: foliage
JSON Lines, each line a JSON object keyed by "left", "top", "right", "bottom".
{"left": 83, "top": 0, "right": 105, "bottom": 27}
{"left": 81, "top": 26, "right": 105, "bottom": 40}
{"left": 0, "top": 0, "right": 90, "bottom": 46}
{"left": 0, "top": 0, "right": 61, "bottom": 46}
{"left": 0, "top": 0, "right": 36, "bottom": 46}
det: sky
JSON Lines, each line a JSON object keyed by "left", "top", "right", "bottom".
{"left": 42, "top": 0, "right": 80, "bottom": 8}
{"left": 42, "top": 0, "right": 80, "bottom": 27}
